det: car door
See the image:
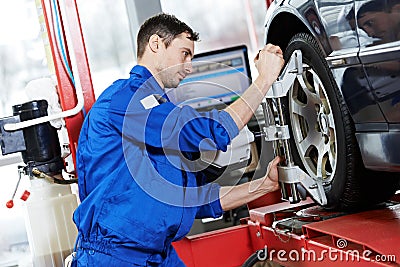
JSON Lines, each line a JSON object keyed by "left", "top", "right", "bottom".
{"left": 356, "top": 0, "right": 400, "bottom": 123}
{"left": 317, "top": 0, "right": 386, "bottom": 124}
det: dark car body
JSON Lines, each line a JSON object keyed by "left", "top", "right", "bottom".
{"left": 265, "top": 0, "right": 400, "bottom": 172}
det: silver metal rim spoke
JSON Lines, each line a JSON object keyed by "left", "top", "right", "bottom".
{"left": 290, "top": 65, "right": 337, "bottom": 182}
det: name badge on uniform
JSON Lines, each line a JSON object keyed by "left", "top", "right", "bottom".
{"left": 140, "top": 94, "right": 168, "bottom": 109}
{"left": 140, "top": 95, "right": 160, "bottom": 109}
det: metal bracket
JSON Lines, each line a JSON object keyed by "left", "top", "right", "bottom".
{"left": 261, "top": 49, "right": 328, "bottom": 206}
{"left": 277, "top": 165, "right": 327, "bottom": 205}
{"left": 266, "top": 50, "right": 303, "bottom": 99}
{"left": 263, "top": 125, "right": 290, "bottom": 141}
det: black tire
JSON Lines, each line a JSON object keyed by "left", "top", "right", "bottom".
{"left": 279, "top": 33, "right": 399, "bottom": 210}
{"left": 242, "top": 250, "right": 282, "bottom": 267}
{"left": 242, "top": 251, "right": 262, "bottom": 267}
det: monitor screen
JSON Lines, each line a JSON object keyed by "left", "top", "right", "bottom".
{"left": 167, "top": 45, "right": 252, "bottom": 110}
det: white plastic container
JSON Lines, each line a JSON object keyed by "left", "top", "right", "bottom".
{"left": 24, "top": 179, "right": 78, "bottom": 267}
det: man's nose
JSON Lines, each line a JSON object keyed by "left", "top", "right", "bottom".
{"left": 184, "top": 61, "right": 193, "bottom": 74}
{"left": 363, "top": 26, "right": 374, "bottom": 37}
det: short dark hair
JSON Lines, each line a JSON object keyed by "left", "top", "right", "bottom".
{"left": 345, "top": 7, "right": 355, "bottom": 22}
{"left": 136, "top": 13, "right": 199, "bottom": 59}
{"left": 357, "top": 0, "right": 397, "bottom": 20}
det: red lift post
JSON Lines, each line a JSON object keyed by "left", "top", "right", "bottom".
{"left": 40, "top": 0, "right": 96, "bottom": 169}
{"left": 266, "top": 0, "right": 274, "bottom": 8}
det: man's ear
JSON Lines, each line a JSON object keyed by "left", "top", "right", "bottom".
{"left": 148, "top": 34, "right": 160, "bottom": 53}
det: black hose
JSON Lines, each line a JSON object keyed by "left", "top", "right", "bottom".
{"left": 242, "top": 249, "right": 265, "bottom": 267}
{"left": 32, "top": 168, "right": 78, "bottom": 184}
{"left": 52, "top": 177, "right": 79, "bottom": 184}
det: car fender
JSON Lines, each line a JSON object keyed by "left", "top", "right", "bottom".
{"left": 265, "top": 0, "right": 332, "bottom": 57}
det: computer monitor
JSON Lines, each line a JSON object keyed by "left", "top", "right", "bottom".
{"left": 167, "top": 45, "right": 252, "bottom": 110}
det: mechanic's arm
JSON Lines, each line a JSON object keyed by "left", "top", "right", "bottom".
{"left": 219, "top": 156, "right": 281, "bottom": 211}
{"left": 224, "top": 44, "right": 284, "bottom": 130}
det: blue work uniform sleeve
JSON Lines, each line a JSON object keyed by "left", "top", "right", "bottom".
{"left": 194, "top": 182, "right": 224, "bottom": 219}
{"left": 192, "top": 172, "right": 224, "bottom": 219}
{"left": 110, "top": 90, "right": 239, "bottom": 153}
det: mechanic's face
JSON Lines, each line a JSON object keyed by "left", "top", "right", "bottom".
{"left": 156, "top": 32, "right": 194, "bottom": 88}
{"left": 358, "top": 11, "right": 392, "bottom": 40}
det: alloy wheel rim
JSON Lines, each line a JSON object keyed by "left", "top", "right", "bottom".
{"left": 289, "top": 65, "right": 337, "bottom": 183}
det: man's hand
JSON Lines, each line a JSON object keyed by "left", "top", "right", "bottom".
{"left": 219, "top": 156, "right": 283, "bottom": 211}
{"left": 254, "top": 44, "right": 285, "bottom": 88}
{"left": 258, "top": 156, "right": 282, "bottom": 193}
{"left": 225, "top": 44, "right": 284, "bottom": 130}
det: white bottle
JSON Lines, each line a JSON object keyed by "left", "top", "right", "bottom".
{"left": 24, "top": 179, "right": 78, "bottom": 267}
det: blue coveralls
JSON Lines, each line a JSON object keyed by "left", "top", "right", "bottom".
{"left": 72, "top": 65, "right": 239, "bottom": 266}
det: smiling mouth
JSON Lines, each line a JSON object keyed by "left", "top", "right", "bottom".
{"left": 178, "top": 73, "right": 186, "bottom": 80}
{"left": 375, "top": 32, "right": 385, "bottom": 39}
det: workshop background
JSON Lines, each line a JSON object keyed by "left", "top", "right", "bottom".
{"left": 0, "top": 0, "right": 267, "bottom": 266}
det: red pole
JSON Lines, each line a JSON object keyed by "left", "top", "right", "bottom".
{"left": 40, "top": 0, "right": 96, "bottom": 173}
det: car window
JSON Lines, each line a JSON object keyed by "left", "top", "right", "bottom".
{"left": 355, "top": 0, "right": 400, "bottom": 46}
{"left": 355, "top": 0, "right": 400, "bottom": 123}
{"left": 316, "top": 0, "right": 359, "bottom": 50}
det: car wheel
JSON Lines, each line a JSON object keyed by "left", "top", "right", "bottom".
{"left": 279, "top": 33, "right": 399, "bottom": 210}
